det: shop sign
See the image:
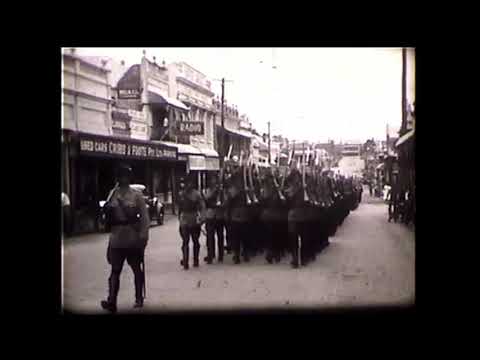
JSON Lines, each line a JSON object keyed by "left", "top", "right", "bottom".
{"left": 79, "top": 134, "right": 177, "bottom": 161}
{"left": 178, "top": 155, "right": 188, "bottom": 161}
{"left": 174, "top": 121, "right": 204, "bottom": 136}
{"left": 112, "top": 120, "right": 130, "bottom": 131}
{"left": 205, "top": 157, "right": 219, "bottom": 171}
{"left": 188, "top": 155, "right": 206, "bottom": 170}
{"left": 112, "top": 109, "right": 131, "bottom": 121}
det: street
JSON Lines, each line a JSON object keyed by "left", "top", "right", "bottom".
{"left": 63, "top": 191, "right": 415, "bottom": 314}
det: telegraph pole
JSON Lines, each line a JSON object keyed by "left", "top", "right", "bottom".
{"left": 213, "top": 77, "right": 233, "bottom": 167}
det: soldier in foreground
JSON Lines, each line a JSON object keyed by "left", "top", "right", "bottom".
{"left": 178, "top": 174, "right": 206, "bottom": 270}
{"left": 101, "top": 164, "right": 150, "bottom": 314}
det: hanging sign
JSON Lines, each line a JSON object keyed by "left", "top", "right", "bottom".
{"left": 174, "top": 121, "right": 204, "bottom": 136}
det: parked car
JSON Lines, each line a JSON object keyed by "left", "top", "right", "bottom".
{"left": 97, "top": 184, "right": 165, "bottom": 232}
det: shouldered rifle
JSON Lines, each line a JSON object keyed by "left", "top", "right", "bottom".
{"left": 272, "top": 168, "right": 286, "bottom": 201}
{"left": 216, "top": 162, "right": 225, "bottom": 206}
{"left": 247, "top": 154, "right": 259, "bottom": 204}
{"left": 302, "top": 143, "right": 310, "bottom": 204}
{"left": 240, "top": 151, "right": 253, "bottom": 206}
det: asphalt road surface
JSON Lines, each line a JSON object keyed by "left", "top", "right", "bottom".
{"left": 63, "top": 191, "right": 415, "bottom": 314}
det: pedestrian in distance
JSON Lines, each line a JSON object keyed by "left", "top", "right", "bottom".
{"left": 101, "top": 164, "right": 150, "bottom": 314}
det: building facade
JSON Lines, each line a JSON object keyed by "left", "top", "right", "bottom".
{"left": 213, "top": 99, "right": 253, "bottom": 166}
{"left": 168, "top": 61, "right": 219, "bottom": 190}
{"left": 62, "top": 50, "right": 179, "bottom": 234}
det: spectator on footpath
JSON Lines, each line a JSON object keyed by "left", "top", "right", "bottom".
{"left": 62, "top": 191, "right": 71, "bottom": 236}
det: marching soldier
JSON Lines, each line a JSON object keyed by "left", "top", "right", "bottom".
{"left": 101, "top": 164, "right": 150, "bottom": 314}
{"left": 303, "top": 171, "right": 318, "bottom": 264}
{"left": 314, "top": 171, "right": 331, "bottom": 255}
{"left": 274, "top": 167, "right": 289, "bottom": 260}
{"left": 259, "top": 170, "right": 286, "bottom": 264}
{"left": 323, "top": 171, "right": 337, "bottom": 240}
{"left": 178, "top": 173, "right": 206, "bottom": 270}
{"left": 203, "top": 175, "right": 225, "bottom": 264}
{"left": 225, "top": 160, "right": 250, "bottom": 264}
{"left": 224, "top": 158, "right": 238, "bottom": 254}
{"left": 284, "top": 163, "right": 309, "bottom": 268}
{"left": 246, "top": 163, "right": 262, "bottom": 257}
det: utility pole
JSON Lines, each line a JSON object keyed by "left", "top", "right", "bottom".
{"left": 213, "top": 77, "right": 233, "bottom": 167}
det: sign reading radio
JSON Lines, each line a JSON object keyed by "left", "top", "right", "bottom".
{"left": 79, "top": 135, "right": 177, "bottom": 161}
{"left": 174, "top": 121, "right": 204, "bottom": 136}
{"left": 118, "top": 89, "right": 140, "bottom": 99}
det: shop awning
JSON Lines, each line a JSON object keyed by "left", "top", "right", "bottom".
{"left": 153, "top": 141, "right": 202, "bottom": 155}
{"left": 198, "top": 148, "right": 219, "bottom": 158}
{"left": 147, "top": 91, "right": 190, "bottom": 111}
{"left": 395, "top": 129, "right": 415, "bottom": 148}
{"left": 218, "top": 125, "right": 253, "bottom": 139}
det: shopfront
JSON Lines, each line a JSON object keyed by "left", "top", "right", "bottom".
{"left": 216, "top": 125, "right": 252, "bottom": 165}
{"left": 67, "top": 132, "right": 178, "bottom": 234}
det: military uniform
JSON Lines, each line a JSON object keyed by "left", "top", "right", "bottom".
{"left": 102, "top": 181, "right": 150, "bottom": 313}
{"left": 178, "top": 182, "right": 206, "bottom": 270}
{"left": 313, "top": 175, "right": 331, "bottom": 255}
{"left": 324, "top": 176, "right": 337, "bottom": 239}
{"left": 203, "top": 180, "right": 225, "bottom": 264}
{"left": 285, "top": 169, "right": 309, "bottom": 268}
{"left": 247, "top": 172, "right": 262, "bottom": 257}
{"left": 225, "top": 168, "right": 250, "bottom": 264}
{"left": 260, "top": 173, "right": 286, "bottom": 263}
{"left": 303, "top": 173, "right": 318, "bottom": 264}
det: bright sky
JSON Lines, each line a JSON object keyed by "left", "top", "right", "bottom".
{"left": 75, "top": 47, "right": 413, "bottom": 143}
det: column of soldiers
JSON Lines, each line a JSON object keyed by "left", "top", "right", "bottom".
{"left": 100, "top": 159, "right": 364, "bottom": 313}
{"left": 194, "top": 147, "right": 364, "bottom": 270}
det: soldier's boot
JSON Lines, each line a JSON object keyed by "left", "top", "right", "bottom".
{"left": 101, "top": 275, "right": 119, "bottom": 314}
{"left": 274, "top": 249, "right": 281, "bottom": 263}
{"left": 291, "top": 246, "right": 299, "bottom": 268}
{"left": 233, "top": 249, "right": 241, "bottom": 264}
{"left": 181, "top": 246, "right": 189, "bottom": 270}
{"left": 218, "top": 239, "right": 224, "bottom": 263}
{"left": 266, "top": 251, "right": 273, "bottom": 264}
{"left": 133, "top": 270, "right": 144, "bottom": 308}
{"left": 193, "top": 244, "right": 200, "bottom": 268}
